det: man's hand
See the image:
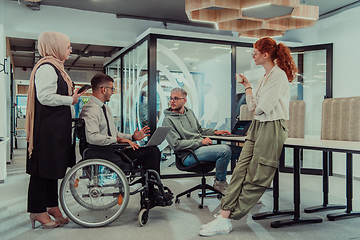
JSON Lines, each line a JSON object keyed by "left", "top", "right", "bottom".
{"left": 132, "top": 125, "right": 151, "bottom": 141}
{"left": 202, "top": 137, "right": 213, "bottom": 146}
{"left": 117, "top": 137, "right": 140, "bottom": 150}
{"left": 214, "top": 130, "right": 231, "bottom": 136}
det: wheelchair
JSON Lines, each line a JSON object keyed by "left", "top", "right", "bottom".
{"left": 59, "top": 119, "right": 173, "bottom": 228}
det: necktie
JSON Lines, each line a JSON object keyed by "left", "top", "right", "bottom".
{"left": 102, "top": 105, "right": 112, "bottom": 136}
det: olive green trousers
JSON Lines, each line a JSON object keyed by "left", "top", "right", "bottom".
{"left": 221, "top": 119, "right": 288, "bottom": 220}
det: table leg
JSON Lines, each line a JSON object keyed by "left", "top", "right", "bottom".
{"left": 327, "top": 153, "right": 360, "bottom": 220}
{"left": 271, "top": 147, "right": 322, "bottom": 228}
{"left": 304, "top": 151, "right": 346, "bottom": 213}
{"left": 252, "top": 149, "right": 294, "bottom": 220}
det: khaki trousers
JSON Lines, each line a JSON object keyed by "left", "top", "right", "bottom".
{"left": 221, "top": 119, "right": 288, "bottom": 220}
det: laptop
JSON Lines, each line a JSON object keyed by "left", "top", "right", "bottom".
{"left": 226, "top": 120, "right": 252, "bottom": 137}
{"left": 143, "top": 126, "right": 171, "bottom": 147}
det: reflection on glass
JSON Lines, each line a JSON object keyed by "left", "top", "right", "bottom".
{"left": 121, "top": 41, "right": 148, "bottom": 137}
{"left": 235, "top": 47, "right": 262, "bottom": 121}
{"left": 157, "top": 39, "right": 232, "bottom": 135}
{"left": 284, "top": 50, "right": 327, "bottom": 169}
{"left": 106, "top": 59, "right": 121, "bottom": 129}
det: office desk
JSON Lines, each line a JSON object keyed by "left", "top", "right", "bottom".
{"left": 209, "top": 136, "right": 360, "bottom": 227}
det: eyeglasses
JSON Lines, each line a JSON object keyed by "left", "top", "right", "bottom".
{"left": 68, "top": 46, "right": 72, "bottom": 51}
{"left": 169, "top": 97, "right": 185, "bottom": 101}
{"left": 103, "top": 86, "right": 115, "bottom": 92}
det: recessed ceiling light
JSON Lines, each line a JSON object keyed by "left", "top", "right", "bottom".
{"left": 292, "top": 16, "right": 317, "bottom": 20}
{"left": 211, "top": 46, "right": 231, "bottom": 50}
{"left": 242, "top": 3, "right": 271, "bottom": 11}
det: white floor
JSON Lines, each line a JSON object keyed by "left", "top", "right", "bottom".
{"left": 2, "top": 148, "right": 360, "bottom": 240}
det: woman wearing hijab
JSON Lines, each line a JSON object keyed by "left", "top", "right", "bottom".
{"left": 25, "top": 31, "right": 84, "bottom": 229}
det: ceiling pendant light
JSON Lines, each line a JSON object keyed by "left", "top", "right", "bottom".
{"left": 185, "top": 0, "right": 319, "bottom": 38}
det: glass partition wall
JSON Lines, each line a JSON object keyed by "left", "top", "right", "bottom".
{"left": 280, "top": 45, "right": 332, "bottom": 175}
{"left": 105, "top": 33, "right": 333, "bottom": 178}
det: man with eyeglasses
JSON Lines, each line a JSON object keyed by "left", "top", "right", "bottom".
{"left": 163, "top": 87, "right": 232, "bottom": 195}
{"left": 80, "top": 73, "right": 173, "bottom": 208}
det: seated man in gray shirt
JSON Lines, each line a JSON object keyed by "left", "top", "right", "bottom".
{"left": 80, "top": 73, "right": 171, "bottom": 207}
{"left": 163, "top": 87, "right": 232, "bottom": 195}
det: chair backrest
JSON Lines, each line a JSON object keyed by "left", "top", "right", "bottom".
{"left": 75, "top": 118, "right": 88, "bottom": 156}
{"left": 239, "top": 104, "right": 254, "bottom": 120}
{"left": 321, "top": 97, "right": 360, "bottom": 141}
{"left": 286, "top": 100, "right": 305, "bottom": 138}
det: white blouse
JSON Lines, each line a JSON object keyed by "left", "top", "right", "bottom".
{"left": 35, "top": 64, "right": 73, "bottom": 107}
{"left": 246, "top": 65, "right": 290, "bottom": 122}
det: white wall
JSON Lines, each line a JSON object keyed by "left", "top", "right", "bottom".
{"left": 2, "top": 0, "right": 163, "bottom": 46}
{"left": 285, "top": 6, "right": 360, "bottom": 177}
{"left": 286, "top": 6, "right": 360, "bottom": 99}
{"left": 0, "top": 0, "right": 9, "bottom": 182}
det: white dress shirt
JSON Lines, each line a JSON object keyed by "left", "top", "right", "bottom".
{"left": 80, "top": 95, "right": 132, "bottom": 146}
{"left": 246, "top": 65, "right": 290, "bottom": 122}
{"left": 35, "top": 64, "right": 73, "bottom": 107}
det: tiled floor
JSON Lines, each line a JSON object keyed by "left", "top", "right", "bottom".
{"left": 2, "top": 148, "right": 360, "bottom": 240}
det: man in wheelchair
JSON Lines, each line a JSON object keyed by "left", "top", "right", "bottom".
{"left": 79, "top": 73, "right": 173, "bottom": 210}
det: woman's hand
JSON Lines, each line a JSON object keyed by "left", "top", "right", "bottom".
{"left": 72, "top": 88, "right": 86, "bottom": 105}
{"left": 236, "top": 74, "right": 251, "bottom": 89}
{"left": 132, "top": 126, "right": 151, "bottom": 141}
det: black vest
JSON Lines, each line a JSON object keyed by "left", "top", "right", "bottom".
{"left": 26, "top": 63, "right": 75, "bottom": 179}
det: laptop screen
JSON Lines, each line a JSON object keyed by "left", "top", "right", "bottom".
{"left": 231, "top": 120, "right": 252, "bottom": 136}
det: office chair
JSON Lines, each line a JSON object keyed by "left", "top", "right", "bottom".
{"left": 174, "top": 149, "right": 224, "bottom": 209}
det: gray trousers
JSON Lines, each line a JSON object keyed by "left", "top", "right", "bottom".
{"left": 221, "top": 119, "right": 288, "bottom": 220}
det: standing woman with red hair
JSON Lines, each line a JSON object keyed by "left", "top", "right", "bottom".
{"left": 25, "top": 32, "right": 84, "bottom": 229}
{"left": 199, "top": 37, "right": 298, "bottom": 237}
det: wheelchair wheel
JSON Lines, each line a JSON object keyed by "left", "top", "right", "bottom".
{"left": 138, "top": 209, "right": 148, "bottom": 227}
{"left": 60, "top": 159, "right": 130, "bottom": 227}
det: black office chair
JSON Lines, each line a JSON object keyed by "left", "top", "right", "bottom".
{"left": 174, "top": 149, "right": 224, "bottom": 209}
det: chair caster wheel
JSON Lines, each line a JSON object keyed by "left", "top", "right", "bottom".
{"left": 198, "top": 204, "right": 203, "bottom": 209}
{"left": 175, "top": 198, "right": 180, "bottom": 203}
{"left": 138, "top": 209, "right": 148, "bottom": 227}
{"left": 217, "top": 194, "right": 223, "bottom": 199}
{"left": 186, "top": 193, "right": 191, "bottom": 197}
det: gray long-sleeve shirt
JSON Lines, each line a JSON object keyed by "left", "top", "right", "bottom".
{"left": 162, "top": 107, "right": 215, "bottom": 161}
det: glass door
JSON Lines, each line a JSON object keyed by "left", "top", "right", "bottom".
{"left": 282, "top": 44, "right": 332, "bottom": 174}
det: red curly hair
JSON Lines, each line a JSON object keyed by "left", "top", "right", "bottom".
{"left": 254, "top": 37, "right": 298, "bottom": 82}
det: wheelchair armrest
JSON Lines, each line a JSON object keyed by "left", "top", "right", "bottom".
{"left": 83, "top": 144, "right": 135, "bottom": 169}
{"left": 72, "top": 118, "right": 80, "bottom": 123}
{"left": 175, "top": 149, "right": 200, "bottom": 164}
{"left": 88, "top": 143, "right": 130, "bottom": 150}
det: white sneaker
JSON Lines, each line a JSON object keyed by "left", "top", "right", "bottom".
{"left": 201, "top": 211, "right": 221, "bottom": 229}
{"left": 199, "top": 215, "right": 232, "bottom": 237}
{"left": 213, "top": 179, "right": 228, "bottom": 195}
